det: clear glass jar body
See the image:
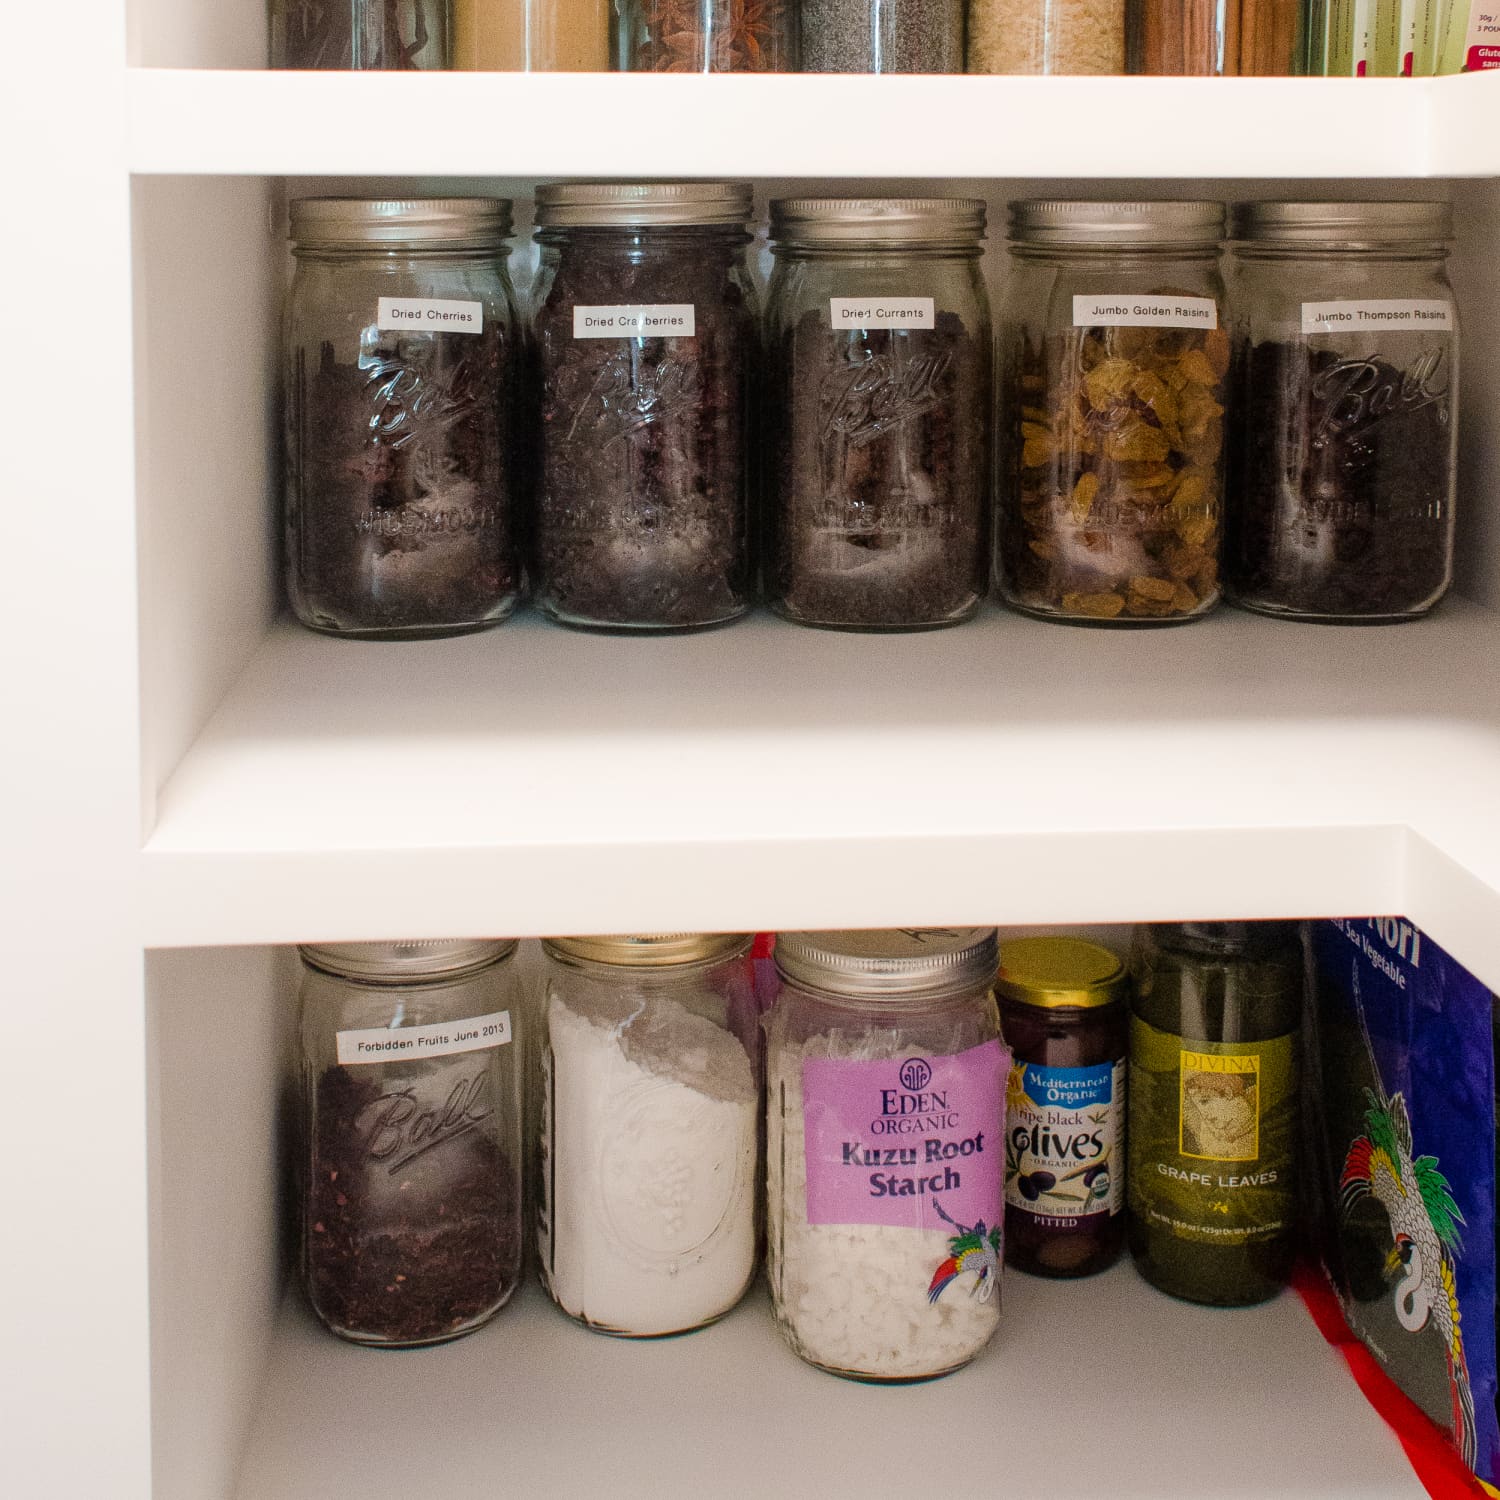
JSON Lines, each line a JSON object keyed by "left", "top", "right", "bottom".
{"left": 618, "top": 0, "right": 796, "bottom": 69}
{"left": 996, "top": 244, "right": 1228, "bottom": 624}
{"left": 765, "top": 975, "right": 1007, "bottom": 1380}
{"left": 802, "top": 0, "right": 964, "bottom": 73}
{"left": 297, "top": 949, "right": 524, "bottom": 1346}
{"left": 1126, "top": 0, "right": 1301, "bottom": 75}
{"left": 270, "top": 0, "right": 451, "bottom": 67}
{"left": 765, "top": 246, "right": 992, "bottom": 630}
{"left": 968, "top": 0, "right": 1124, "bottom": 74}
{"left": 453, "top": 0, "right": 609, "bottom": 69}
{"left": 536, "top": 940, "right": 760, "bottom": 1336}
{"left": 1226, "top": 246, "right": 1458, "bottom": 621}
{"left": 284, "top": 243, "right": 522, "bottom": 638}
{"left": 530, "top": 225, "right": 757, "bottom": 630}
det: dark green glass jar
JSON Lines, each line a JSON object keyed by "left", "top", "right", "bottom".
{"left": 1127, "top": 921, "right": 1302, "bottom": 1306}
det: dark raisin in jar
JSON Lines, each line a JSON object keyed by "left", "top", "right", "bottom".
{"left": 997, "top": 935, "right": 1128, "bottom": 1278}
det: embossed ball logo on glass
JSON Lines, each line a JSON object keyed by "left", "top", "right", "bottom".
{"left": 899, "top": 1057, "right": 933, "bottom": 1092}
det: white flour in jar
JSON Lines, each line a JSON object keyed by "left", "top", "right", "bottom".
{"left": 540, "top": 986, "right": 757, "bottom": 1336}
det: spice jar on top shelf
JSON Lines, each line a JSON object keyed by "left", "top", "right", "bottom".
{"left": 270, "top": 0, "right": 451, "bottom": 67}
{"left": 968, "top": 0, "right": 1125, "bottom": 75}
{"left": 618, "top": 0, "right": 796, "bottom": 69}
{"left": 996, "top": 199, "right": 1228, "bottom": 625}
{"left": 1126, "top": 0, "right": 1303, "bottom": 75}
{"left": 802, "top": 0, "right": 964, "bottom": 73}
{"left": 453, "top": 0, "right": 609, "bottom": 69}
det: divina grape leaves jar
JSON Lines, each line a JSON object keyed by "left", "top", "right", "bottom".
{"left": 765, "top": 928, "right": 1008, "bottom": 1381}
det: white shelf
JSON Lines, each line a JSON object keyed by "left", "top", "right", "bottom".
{"left": 232, "top": 1271, "right": 1422, "bottom": 1500}
{"left": 122, "top": 70, "right": 1495, "bottom": 180}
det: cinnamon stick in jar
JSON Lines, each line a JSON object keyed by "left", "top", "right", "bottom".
{"left": 1128, "top": 0, "right": 1299, "bottom": 75}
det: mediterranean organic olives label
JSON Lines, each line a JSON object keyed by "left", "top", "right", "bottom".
{"left": 1128, "top": 1017, "right": 1296, "bottom": 1247}
{"left": 1300, "top": 299, "right": 1455, "bottom": 334}
{"left": 829, "top": 297, "right": 935, "bottom": 330}
{"left": 801, "top": 1040, "right": 1006, "bottom": 1230}
{"left": 376, "top": 296, "right": 484, "bottom": 334}
{"left": 336, "top": 1010, "right": 512, "bottom": 1065}
{"left": 1072, "top": 294, "right": 1218, "bottom": 330}
{"left": 572, "top": 304, "right": 697, "bottom": 338}
{"left": 1005, "top": 1060, "right": 1124, "bottom": 1221}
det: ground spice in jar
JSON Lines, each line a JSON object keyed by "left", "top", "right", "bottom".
{"left": 802, "top": 0, "right": 963, "bottom": 73}
{"left": 968, "top": 0, "right": 1125, "bottom": 74}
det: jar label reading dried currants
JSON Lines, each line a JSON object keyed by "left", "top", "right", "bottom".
{"left": 1300, "top": 299, "right": 1455, "bottom": 334}
{"left": 1072, "top": 294, "right": 1218, "bottom": 330}
{"left": 829, "top": 297, "right": 936, "bottom": 330}
{"left": 1005, "top": 1059, "right": 1124, "bottom": 1222}
{"left": 801, "top": 1040, "right": 1006, "bottom": 1231}
{"left": 335, "top": 1009, "right": 512, "bottom": 1065}
{"left": 376, "top": 297, "right": 484, "bottom": 335}
{"left": 572, "top": 304, "right": 697, "bottom": 338}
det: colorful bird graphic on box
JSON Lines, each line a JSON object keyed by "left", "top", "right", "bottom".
{"left": 1340, "top": 965, "right": 1476, "bottom": 1465}
{"left": 927, "top": 1199, "right": 1002, "bottom": 1305}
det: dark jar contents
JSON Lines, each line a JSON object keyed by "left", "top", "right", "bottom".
{"left": 766, "top": 198, "right": 991, "bottom": 631}
{"left": 284, "top": 197, "right": 522, "bottom": 639}
{"left": 997, "top": 936, "right": 1128, "bottom": 1278}
{"left": 298, "top": 940, "right": 524, "bottom": 1348}
{"left": 1226, "top": 201, "right": 1458, "bottom": 622}
{"left": 801, "top": 0, "right": 964, "bottom": 73}
{"left": 530, "top": 183, "right": 756, "bottom": 632}
{"left": 617, "top": 0, "right": 796, "bottom": 70}
{"left": 270, "top": 0, "right": 452, "bottom": 68}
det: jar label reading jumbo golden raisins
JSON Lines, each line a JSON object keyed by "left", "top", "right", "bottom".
{"left": 1072, "top": 294, "right": 1217, "bottom": 330}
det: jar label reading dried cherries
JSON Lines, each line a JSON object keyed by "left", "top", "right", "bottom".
{"left": 801, "top": 1040, "right": 1006, "bottom": 1230}
{"left": 572, "top": 304, "right": 697, "bottom": 338}
{"left": 1072, "top": 294, "right": 1218, "bottom": 330}
{"left": 1005, "top": 1060, "right": 1124, "bottom": 1222}
{"left": 1301, "top": 299, "right": 1454, "bottom": 334}
{"left": 376, "top": 297, "right": 484, "bottom": 334}
{"left": 829, "top": 297, "right": 935, "bottom": 330}
{"left": 336, "top": 1009, "right": 512, "bottom": 1065}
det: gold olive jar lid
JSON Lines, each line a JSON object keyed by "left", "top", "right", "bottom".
{"left": 995, "top": 936, "right": 1127, "bottom": 1010}
{"left": 542, "top": 933, "right": 751, "bottom": 967}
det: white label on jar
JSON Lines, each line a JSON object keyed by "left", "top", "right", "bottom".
{"left": 829, "top": 297, "right": 935, "bottom": 330}
{"left": 376, "top": 296, "right": 484, "bottom": 334}
{"left": 573, "top": 304, "right": 696, "bottom": 338}
{"left": 336, "top": 1011, "right": 512, "bottom": 1065}
{"left": 1072, "top": 294, "right": 1218, "bottom": 330}
{"left": 1301, "top": 299, "right": 1455, "bottom": 334}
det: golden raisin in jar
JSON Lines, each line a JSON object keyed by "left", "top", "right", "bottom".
{"left": 997, "top": 936, "right": 1128, "bottom": 1278}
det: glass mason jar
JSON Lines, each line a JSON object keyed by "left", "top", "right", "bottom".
{"left": 765, "top": 928, "right": 1008, "bottom": 1381}
{"left": 285, "top": 198, "right": 522, "bottom": 639}
{"left": 1226, "top": 202, "right": 1458, "bottom": 622}
{"left": 1126, "top": 0, "right": 1301, "bottom": 75}
{"left": 765, "top": 199, "right": 992, "bottom": 631}
{"left": 270, "top": 0, "right": 451, "bottom": 67}
{"left": 618, "top": 0, "right": 796, "bottom": 69}
{"left": 530, "top": 183, "right": 757, "bottom": 631}
{"left": 536, "top": 934, "right": 760, "bottom": 1336}
{"left": 453, "top": 0, "right": 609, "bottom": 69}
{"left": 996, "top": 936, "right": 1128, "bottom": 1279}
{"left": 297, "top": 939, "right": 524, "bottom": 1347}
{"left": 802, "top": 0, "right": 963, "bottom": 73}
{"left": 968, "top": 0, "right": 1125, "bottom": 74}
{"left": 997, "top": 200, "right": 1228, "bottom": 625}
{"left": 1127, "top": 921, "right": 1302, "bottom": 1307}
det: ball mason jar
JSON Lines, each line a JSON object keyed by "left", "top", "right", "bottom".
{"left": 537, "top": 934, "right": 760, "bottom": 1336}
{"left": 530, "top": 183, "right": 758, "bottom": 631}
{"left": 765, "top": 199, "right": 992, "bottom": 631}
{"left": 285, "top": 198, "right": 522, "bottom": 639}
{"left": 1226, "top": 202, "right": 1458, "bottom": 622}
{"left": 765, "top": 928, "right": 1008, "bottom": 1381}
{"left": 297, "top": 939, "right": 524, "bottom": 1347}
{"left": 996, "top": 200, "right": 1228, "bottom": 624}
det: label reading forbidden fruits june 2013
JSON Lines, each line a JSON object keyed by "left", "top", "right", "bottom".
{"left": 1301, "top": 299, "right": 1455, "bottom": 334}
{"left": 829, "top": 297, "right": 935, "bottom": 330}
{"left": 573, "top": 304, "right": 697, "bottom": 338}
{"left": 1073, "top": 294, "right": 1218, "bottom": 330}
{"left": 376, "top": 297, "right": 484, "bottom": 334}
{"left": 336, "top": 1011, "right": 512, "bottom": 1066}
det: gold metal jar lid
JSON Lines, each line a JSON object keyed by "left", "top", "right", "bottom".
{"left": 775, "top": 928, "right": 998, "bottom": 999}
{"left": 995, "top": 936, "right": 1127, "bottom": 1010}
{"left": 542, "top": 933, "right": 752, "bottom": 967}
{"left": 534, "top": 182, "right": 753, "bottom": 228}
{"left": 290, "top": 197, "right": 514, "bottom": 249}
{"left": 299, "top": 939, "right": 518, "bottom": 981}
{"left": 771, "top": 197, "right": 986, "bottom": 247}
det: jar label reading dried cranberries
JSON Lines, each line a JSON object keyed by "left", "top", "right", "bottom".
{"left": 1072, "top": 294, "right": 1218, "bottom": 330}
{"left": 376, "top": 297, "right": 484, "bottom": 334}
{"left": 801, "top": 1040, "right": 1006, "bottom": 1231}
{"left": 829, "top": 297, "right": 935, "bottom": 330}
{"left": 572, "top": 304, "right": 697, "bottom": 338}
{"left": 1300, "top": 299, "right": 1454, "bottom": 334}
{"left": 335, "top": 1010, "right": 512, "bottom": 1065}
{"left": 1005, "top": 1060, "right": 1124, "bottom": 1222}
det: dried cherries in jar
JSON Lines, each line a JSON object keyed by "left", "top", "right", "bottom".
{"left": 996, "top": 200, "right": 1228, "bottom": 624}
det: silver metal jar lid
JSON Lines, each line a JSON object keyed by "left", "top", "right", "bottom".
{"left": 289, "top": 197, "right": 514, "bottom": 248}
{"left": 299, "top": 939, "right": 517, "bottom": 981}
{"left": 775, "top": 928, "right": 999, "bottom": 999}
{"left": 543, "top": 933, "right": 751, "bottom": 967}
{"left": 534, "top": 182, "right": 753, "bottom": 228}
{"left": 771, "top": 197, "right": 986, "bottom": 247}
{"left": 1009, "top": 199, "right": 1224, "bottom": 246}
{"left": 1232, "top": 200, "right": 1452, "bottom": 245}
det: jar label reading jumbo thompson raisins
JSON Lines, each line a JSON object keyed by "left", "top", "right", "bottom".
{"left": 376, "top": 296, "right": 484, "bottom": 334}
{"left": 1005, "top": 1060, "right": 1124, "bottom": 1222}
{"left": 1072, "top": 294, "right": 1218, "bottom": 330}
{"left": 572, "top": 304, "right": 697, "bottom": 338}
{"left": 1301, "top": 299, "right": 1454, "bottom": 334}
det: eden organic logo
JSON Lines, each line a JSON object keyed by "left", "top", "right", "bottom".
{"left": 899, "top": 1057, "right": 933, "bottom": 1092}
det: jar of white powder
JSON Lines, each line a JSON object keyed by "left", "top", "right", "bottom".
{"left": 537, "top": 933, "right": 760, "bottom": 1337}
{"left": 766, "top": 928, "right": 1008, "bottom": 1381}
